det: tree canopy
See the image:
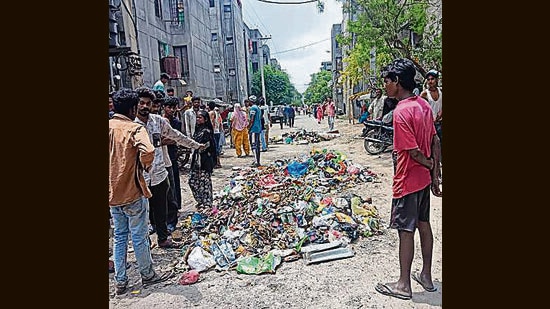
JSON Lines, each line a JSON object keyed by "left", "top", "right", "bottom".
{"left": 337, "top": 0, "right": 442, "bottom": 88}
{"left": 251, "top": 65, "right": 301, "bottom": 106}
{"left": 303, "top": 70, "right": 332, "bottom": 105}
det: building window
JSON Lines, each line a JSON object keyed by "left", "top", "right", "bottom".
{"left": 252, "top": 42, "right": 258, "bottom": 55}
{"left": 226, "top": 36, "right": 233, "bottom": 45}
{"left": 154, "top": 0, "right": 162, "bottom": 18}
{"left": 211, "top": 33, "right": 218, "bottom": 41}
{"left": 169, "top": 0, "right": 185, "bottom": 25}
{"left": 252, "top": 62, "right": 259, "bottom": 73}
{"left": 174, "top": 45, "right": 190, "bottom": 79}
{"left": 224, "top": 5, "right": 231, "bottom": 12}
{"left": 209, "top": 0, "right": 215, "bottom": 7}
{"left": 214, "top": 64, "right": 221, "bottom": 73}
{"left": 228, "top": 68, "right": 236, "bottom": 76}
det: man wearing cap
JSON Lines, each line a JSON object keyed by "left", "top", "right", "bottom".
{"left": 421, "top": 70, "right": 442, "bottom": 144}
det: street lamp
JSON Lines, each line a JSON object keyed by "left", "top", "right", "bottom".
{"left": 259, "top": 35, "right": 272, "bottom": 104}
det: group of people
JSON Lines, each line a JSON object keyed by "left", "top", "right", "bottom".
{"left": 310, "top": 97, "right": 336, "bottom": 131}
{"left": 225, "top": 95, "right": 269, "bottom": 167}
{"left": 108, "top": 73, "right": 234, "bottom": 295}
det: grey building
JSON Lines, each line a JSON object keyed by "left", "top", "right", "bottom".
{"left": 209, "top": 0, "right": 248, "bottom": 104}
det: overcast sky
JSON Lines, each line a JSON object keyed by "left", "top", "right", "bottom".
{"left": 241, "top": 0, "right": 343, "bottom": 94}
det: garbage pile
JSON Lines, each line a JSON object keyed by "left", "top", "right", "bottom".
{"left": 176, "top": 148, "right": 382, "bottom": 277}
{"left": 270, "top": 129, "right": 340, "bottom": 145}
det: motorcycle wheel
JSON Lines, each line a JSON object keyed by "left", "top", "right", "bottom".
{"left": 364, "top": 130, "right": 387, "bottom": 155}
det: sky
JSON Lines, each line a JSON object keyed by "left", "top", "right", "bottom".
{"left": 240, "top": 0, "right": 343, "bottom": 94}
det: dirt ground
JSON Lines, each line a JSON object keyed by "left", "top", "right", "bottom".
{"left": 109, "top": 114, "right": 442, "bottom": 308}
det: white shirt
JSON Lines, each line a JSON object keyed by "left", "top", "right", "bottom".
{"left": 135, "top": 114, "right": 201, "bottom": 186}
{"left": 426, "top": 87, "right": 442, "bottom": 121}
{"left": 260, "top": 105, "right": 270, "bottom": 125}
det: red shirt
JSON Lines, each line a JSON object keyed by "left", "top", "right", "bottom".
{"left": 392, "top": 96, "right": 436, "bottom": 198}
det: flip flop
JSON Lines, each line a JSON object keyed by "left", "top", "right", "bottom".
{"left": 375, "top": 283, "right": 412, "bottom": 300}
{"left": 412, "top": 272, "right": 437, "bottom": 292}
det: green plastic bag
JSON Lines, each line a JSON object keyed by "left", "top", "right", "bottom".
{"left": 236, "top": 252, "right": 282, "bottom": 275}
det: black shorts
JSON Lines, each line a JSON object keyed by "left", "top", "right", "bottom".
{"left": 390, "top": 185, "right": 431, "bottom": 232}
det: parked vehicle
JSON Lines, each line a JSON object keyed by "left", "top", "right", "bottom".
{"left": 362, "top": 120, "right": 393, "bottom": 155}
{"left": 269, "top": 105, "right": 283, "bottom": 123}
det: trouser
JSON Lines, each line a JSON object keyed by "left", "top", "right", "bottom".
{"left": 170, "top": 159, "right": 181, "bottom": 208}
{"left": 213, "top": 132, "right": 221, "bottom": 155}
{"left": 148, "top": 178, "right": 170, "bottom": 243}
{"left": 165, "top": 166, "right": 179, "bottom": 229}
{"left": 328, "top": 116, "right": 335, "bottom": 130}
{"left": 260, "top": 129, "right": 267, "bottom": 151}
{"left": 279, "top": 118, "right": 284, "bottom": 129}
{"left": 233, "top": 129, "right": 250, "bottom": 156}
{"left": 288, "top": 116, "right": 295, "bottom": 128}
{"left": 264, "top": 124, "right": 270, "bottom": 147}
{"left": 251, "top": 132, "right": 261, "bottom": 165}
{"left": 110, "top": 197, "right": 155, "bottom": 285}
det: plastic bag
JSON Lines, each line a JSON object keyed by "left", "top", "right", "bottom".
{"left": 287, "top": 161, "right": 309, "bottom": 178}
{"left": 236, "top": 252, "right": 282, "bottom": 275}
{"left": 187, "top": 246, "right": 216, "bottom": 272}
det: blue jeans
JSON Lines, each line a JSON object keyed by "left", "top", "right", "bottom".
{"left": 260, "top": 129, "right": 267, "bottom": 151}
{"left": 110, "top": 197, "right": 155, "bottom": 285}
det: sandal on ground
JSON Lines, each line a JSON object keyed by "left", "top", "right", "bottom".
{"left": 143, "top": 270, "right": 174, "bottom": 286}
{"left": 375, "top": 283, "right": 412, "bottom": 300}
{"left": 412, "top": 272, "right": 437, "bottom": 292}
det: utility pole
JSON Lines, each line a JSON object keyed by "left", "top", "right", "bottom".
{"left": 259, "top": 35, "right": 272, "bottom": 101}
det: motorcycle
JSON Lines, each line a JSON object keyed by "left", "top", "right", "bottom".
{"left": 362, "top": 119, "right": 393, "bottom": 155}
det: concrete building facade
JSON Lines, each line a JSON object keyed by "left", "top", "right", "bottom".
{"left": 331, "top": 23, "right": 344, "bottom": 114}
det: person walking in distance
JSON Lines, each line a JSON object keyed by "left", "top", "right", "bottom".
{"left": 188, "top": 110, "right": 217, "bottom": 211}
{"left": 374, "top": 58, "right": 442, "bottom": 301}
{"left": 109, "top": 88, "right": 174, "bottom": 295}
{"left": 230, "top": 103, "right": 250, "bottom": 158}
{"left": 326, "top": 97, "right": 336, "bottom": 131}
{"left": 134, "top": 87, "right": 205, "bottom": 249}
{"left": 247, "top": 96, "right": 263, "bottom": 167}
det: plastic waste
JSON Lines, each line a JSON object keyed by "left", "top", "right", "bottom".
{"left": 210, "top": 240, "right": 236, "bottom": 269}
{"left": 236, "top": 252, "right": 282, "bottom": 274}
{"left": 287, "top": 161, "right": 309, "bottom": 178}
{"left": 187, "top": 246, "right": 216, "bottom": 272}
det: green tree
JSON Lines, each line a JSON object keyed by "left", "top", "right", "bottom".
{"left": 251, "top": 65, "right": 299, "bottom": 106}
{"left": 337, "top": 0, "right": 442, "bottom": 87}
{"left": 303, "top": 70, "right": 332, "bottom": 105}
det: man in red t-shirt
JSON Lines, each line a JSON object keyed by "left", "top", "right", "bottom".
{"left": 375, "top": 58, "right": 442, "bottom": 301}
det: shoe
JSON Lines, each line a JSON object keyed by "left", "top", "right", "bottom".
{"left": 143, "top": 270, "right": 174, "bottom": 286}
{"left": 115, "top": 281, "right": 128, "bottom": 295}
{"left": 250, "top": 162, "right": 260, "bottom": 167}
{"left": 261, "top": 149, "right": 267, "bottom": 152}
{"left": 158, "top": 239, "right": 184, "bottom": 249}
{"left": 237, "top": 155, "right": 243, "bottom": 158}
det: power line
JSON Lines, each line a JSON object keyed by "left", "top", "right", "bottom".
{"left": 271, "top": 38, "right": 330, "bottom": 55}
